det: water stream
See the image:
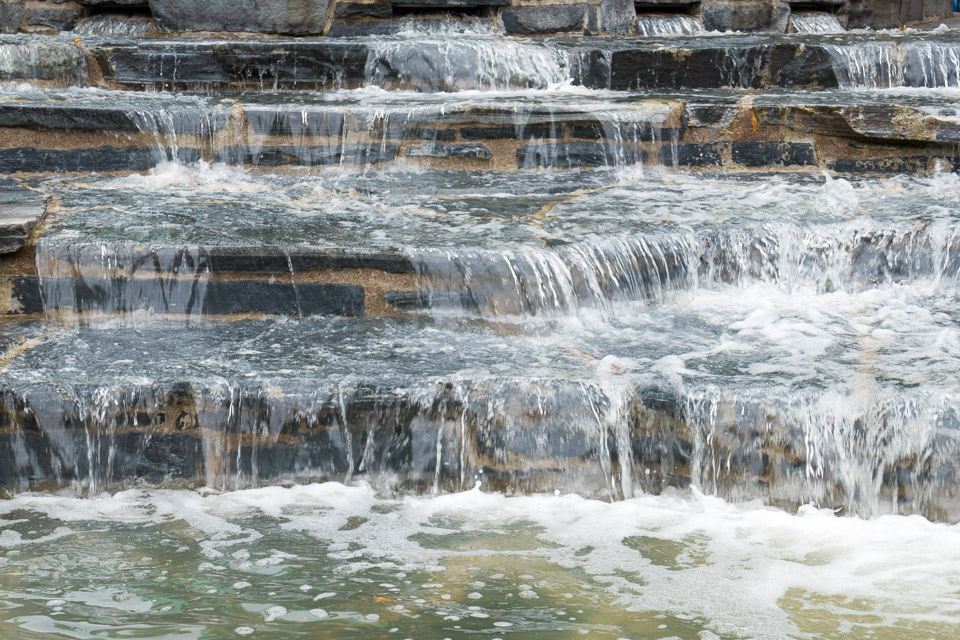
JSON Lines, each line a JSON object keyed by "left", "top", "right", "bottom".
{"left": 3, "top": 23, "right": 960, "bottom": 640}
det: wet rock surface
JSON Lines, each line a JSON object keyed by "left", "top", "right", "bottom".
{"left": 0, "top": 179, "right": 44, "bottom": 254}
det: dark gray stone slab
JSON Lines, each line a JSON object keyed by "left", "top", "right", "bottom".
{"left": 24, "top": 6, "right": 83, "bottom": 31}
{"left": 92, "top": 40, "right": 369, "bottom": 88}
{"left": 325, "top": 20, "right": 404, "bottom": 36}
{"left": 0, "top": 181, "right": 44, "bottom": 254}
{"left": 0, "top": 146, "right": 197, "bottom": 173}
{"left": 78, "top": 0, "right": 149, "bottom": 5}
{"left": 406, "top": 142, "right": 492, "bottom": 160}
{"left": 333, "top": 1, "right": 392, "bottom": 18}
{"left": 661, "top": 143, "right": 725, "bottom": 167}
{"left": 386, "top": 0, "right": 508, "bottom": 5}
{"left": 731, "top": 141, "right": 817, "bottom": 167}
{"left": 585, "top": 0, "right": 635, "bottom": 35}
{"left": 604, "top": 43, "right": 839, "bottom": 91}
{"left": 41, "top": 277, "right": 365, "bottom": 316}
{"left": 0, "top": 1, "right": 24, "bottom": 34}
{"left": 191, "top": 247, "right": 416, "bottom": 274}
{"left": 501, "top": 4, "right": 587, "bottom": 35}
{"left": 460, "top": 125, "right": 553, "bottom": 140}
{"left": 516, "top": 141, "right": 641, "bottom": 168}
{"left": 700, "top": 0, "right": 789, "bottom": 33}
{"left": 828, "top": 157, "right": 935, "bottom": 174}
{"left": 149, "top": 0, "right": 333, "bottom": 35}
{"left": 0, "top": 103, "right": 229, "bottom": 133}
{"left": 216, "top": 144, "right": 398, "bottom": 166}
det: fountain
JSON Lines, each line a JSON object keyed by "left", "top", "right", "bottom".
{"left": 0, "top": 0, "right": 958, "bottom": 637}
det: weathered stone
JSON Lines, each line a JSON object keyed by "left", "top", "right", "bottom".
{"left": 660, "top": 143, "right": 725, "bottom": 166}
{"left": 827, "top": 157, "right": 934, "bottom": 174}
{"left": 460, "top": 124, "right": 553, "bottom": 139}
{"left": 500, "top": 4, "right": 587, "bottom": 35}
{"left": 193, "top": 247, "right": 416, "bottom": 274}
{"left": 93, "top": 40, "right": 369, "bottom": 88}
{"left": 0, "top": 203, "right": 43, "bottom": 253}
{"left": 684, "top": 102, "right": 740, "bottom": 127}
{"left": 0, "top": 181, "right": 44, "bottom": 254}
{"left": 38, "top": 277, "right": 365, "bottom": 316}
{"left": 0, "top": 147, "right": 199, "bottom": 173}
{"left": 0, "top": 1, "right": 24, "bottom": 33}
{"left": 333, "top": 0, "right": 391, "bottom": 19}
{"left": 0, "top": 41, "right": 85, "bottom": 81}
{"left": 216, "top": 144, "right": 398, "bottom": 166}
{"left": 78, "top": 0, "right": 149, "bottom": 5}
{"left": 585, "top": 0, "right": 635, "bottom": 35}
{"left": 0, "top": 102, "right": 228, "bottom": 133}
{"left": 517, "top": 142, "right": 641, "bottom": 168}
{"left": 838, "top": 0, "right": 951, "bottom": 29}
{"left": 407, "top": 142, "right": 493, "bottom": 160}
{"left": 604, "top": 42, "right": 840, "bottom": 91}
{"left": 326, "top": 20, "right": 404, "bottom": 36}
{"left": 700, "top": 0, "right": 789, "bottom": 32}
{"left": 386, "top": 0, "right": 508, "bottom": 5}
{"left": 149, "top": 0, "right": 333, "bottom": 35}
{"left": 24, "top": 5, "right": 83, "bottom": 31}
{"left": 731, "top": 141, "right": 817, "bottom": 167}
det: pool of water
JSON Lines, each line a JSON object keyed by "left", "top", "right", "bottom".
{"left": 1, "top": 484, "right": 958, "bottom": 639}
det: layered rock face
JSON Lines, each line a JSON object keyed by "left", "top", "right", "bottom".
{"left": 0, "top": 0, "right": 953, "bottom": 35}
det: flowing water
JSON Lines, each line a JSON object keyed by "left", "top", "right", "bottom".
{"left": 1, "top": 484, "right": 959, "bottom": 639}
{"left": 4, "top": 24, "right": 960, "bottom": 640}
{"left": 791, "top": 12, "right": 844, "bottom": 35}
{"left": 635, "top": 15, "right": 704, "bottom": 37}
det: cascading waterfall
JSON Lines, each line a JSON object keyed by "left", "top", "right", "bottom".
{"left": 71, "top": 15, "right": 154, "bottom": 37}
{"left": 363, "top": 37, "right": 571, "bottom": 91}
{"left": 0, "top": 40, "right": 88, "bottom": 84}
{"left": 406, "top": 233, "right": 699, "bottom": 318}
{"left": 826, "top": 40, "right": 960, "bottom": 88}
{"left": 635, "top": 15, "right": 704, "bottom": 37}
{"left": 680, "top": 386, "right": 960, "bottom": 520}
{"left": 791, "top": 12, "right": 844, "bottom": 34}
{"left": 0, "top": 374, "right": 639, "bottom": 500}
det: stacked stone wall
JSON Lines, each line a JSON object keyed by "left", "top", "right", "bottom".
{"left": 0, "top": 0, "right": 955, "bottom": 38}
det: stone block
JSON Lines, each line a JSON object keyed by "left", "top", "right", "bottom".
{"left": 516, "top": 142, "right": 641, "bottom": 168}
{"left": 386, "top": 0, "right": 508, "bottom": 4}
{"left": 840, "top": 0, "right": 900, "bottom": 29}
{"left": 216, "top": 144, "right": 399, "bottom": 166}
{"left": 406, "top": 142, "right": 493, "bottom": 160}
{"left": 900, "top": 0, "right": 925, "bottom": 24}
{"left": 828, "top": 157, "right": 932, "bottom": 174}
{"left": 78, "top": 0, "right": 148, "bottom": 5}
{"left": 149, "top": 0, "right": 333, "bottom": 35}
{"left": 660, "top": 143, "right": 725, "bottom": 167}
{"left": 500, "top": 4, "right": 587, "bottom": 35}
{"left": 460, "top": 124, "right": 553, "bottom": 139}
{"left": 0, "top": 204, "right": 43, "bottom": 253}
{"left": 700, "top": 0, "right": 789, "bottom": 32}
{"left": 24, "top": 4, "right": 82, "bottom": 31}
{"left": 585, "top": 0, "right": 635, "bottom": 35}
{"left": 333, "top": 0, "right": 391, "bottom": 18}
{"left": 0, "top": 1, "right": 24, "bottom": 33}
{"left": 923, "top": 0, "right": 954, "bottom": 21}
{"left": 731, "top": 141, "right": 817, "bottom": 167}
{"left": 0, "top": 146, "right": 169, "bottom": 173}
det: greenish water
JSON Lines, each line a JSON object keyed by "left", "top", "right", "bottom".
{"left": 1, "top": 484, "right": 958, "bottom": 639}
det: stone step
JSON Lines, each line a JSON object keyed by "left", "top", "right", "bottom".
{"left": 4, "top": 168, "right": 960, "bottom": 320}
{"left": 5, "top": 31, "right": 960, "bottom": 91}
{"left": 0, "top": 315, "right": 957, "bottom": 520}
{"left": 2, "top": 87, "right": 960, "bottom": 175}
